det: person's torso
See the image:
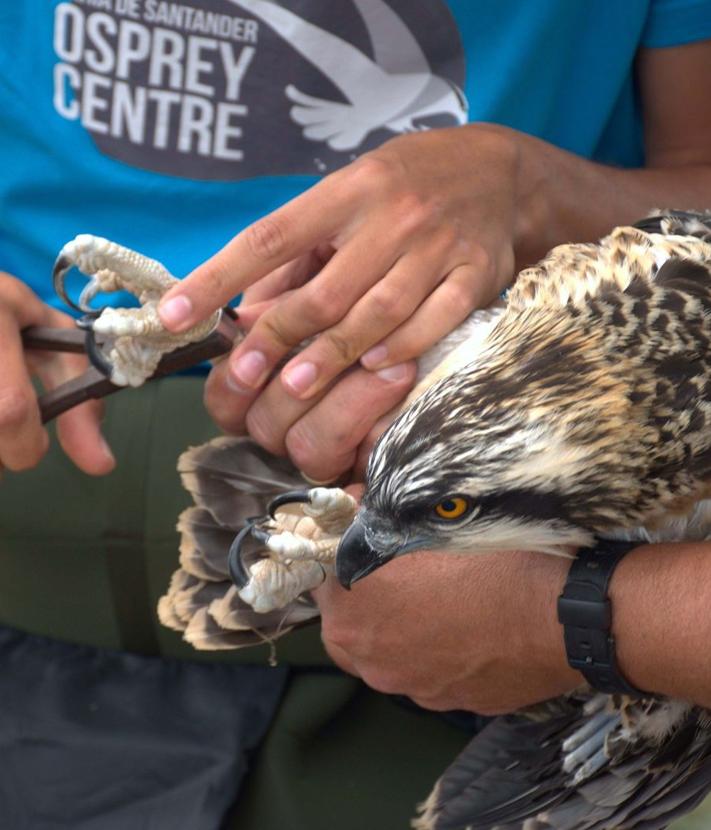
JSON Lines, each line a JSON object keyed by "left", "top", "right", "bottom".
{"left": 0, "top": 0, "right": 669, "bottom": 303}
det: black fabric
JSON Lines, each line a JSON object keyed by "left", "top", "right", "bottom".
{"left": 0, "top": 625, "right": 286, "bottom": 829}
{"left": 0, "top": 379, "right": 483, "bottom": 829}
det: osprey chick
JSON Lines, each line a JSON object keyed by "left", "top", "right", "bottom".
{"left": 160, "top": 210, "right": 711, "bottom": 830}
{"left": 337, "top": 211, "right": 711, "bottom": 584}
{"left": 333, "top": 209, "right": 711, "bottom": 830}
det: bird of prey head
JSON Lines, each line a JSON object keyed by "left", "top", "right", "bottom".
{"left": 336, "top": 243, "right": 711, "bottom": 588}
{"left": 336, "top": 325, "right": 606, "bottom": 586}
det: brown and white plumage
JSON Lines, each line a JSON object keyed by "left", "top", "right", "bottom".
{"left": 158, "top": 437, "right": 324, "bottom": 650}
{"left": 362, "top": 213, "right": 711, "bottom": 558}
{"left": 334, "top": 210, "right": 711, "bottom": 829}
{"left": 159, "top": 437, "right": 361, "bottom": 651}
{"left": 160, "top": 210, "right": 711, "bottom": 829}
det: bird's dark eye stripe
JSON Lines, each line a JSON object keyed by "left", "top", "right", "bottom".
{"left": 394, "top": 488, "right": 570, "bottom": 526}
{"left": 475, "top": 488, "right": 569, "bottom": 522}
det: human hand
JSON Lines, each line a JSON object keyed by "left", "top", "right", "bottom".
{"left": 314, "top": 548, "right": 581, "bottom": 716}
{"left": 204, "top": 306, "right": 416, "bottom": 481}
{"left": 160, "top": 125, "right": 525, "bottom": 478}
{"left": 0, "top": 273, "right": 115, "bottom": 474}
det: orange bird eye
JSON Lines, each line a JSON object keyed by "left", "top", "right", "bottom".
{"left": 434, "top": 497, "right": 470, "bottom": 520}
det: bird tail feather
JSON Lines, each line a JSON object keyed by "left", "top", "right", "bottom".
{"left": 158, "top": 436, "right": 319, "bottom": 651}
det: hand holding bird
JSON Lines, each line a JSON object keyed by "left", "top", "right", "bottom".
{"left": 161, "top": 210, "right": 711, "bottom": 829}
{"left": 159, "top": 124, "right": 523, "bottom": 481}
{"left": 315, "top": 546, "right": 579, "bottom": 715}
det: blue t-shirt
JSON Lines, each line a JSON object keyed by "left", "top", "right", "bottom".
{"left": 1, "top": 0, "right": 710, "bottom": 307}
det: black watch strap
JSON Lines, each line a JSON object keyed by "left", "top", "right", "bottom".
{"left": 557, "top": 539, "right": 646, "bottom": 697}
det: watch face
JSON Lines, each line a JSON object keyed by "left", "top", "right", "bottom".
{"left": 52, "top": 0, "right": 467, "bottom": 180}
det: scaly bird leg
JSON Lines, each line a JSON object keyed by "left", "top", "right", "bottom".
{"left": 229, "top": 487, "right": 357, "bottom": 613}
{"left": 53, "top": 234, "right": 221, "bottom": 387}
{"left": 238, "top": 558, "right": 327, "bottom": 614}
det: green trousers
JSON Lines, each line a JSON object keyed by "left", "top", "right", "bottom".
{"left": 0, "top": 377, "right": 471, "bottom": 830}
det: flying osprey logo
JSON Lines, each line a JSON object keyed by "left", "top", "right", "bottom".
{"left": 51, "top": 0, "right": 467, "bottom": 180}
{"left": 226, "top": 0, "right": 468, "bottom": 152}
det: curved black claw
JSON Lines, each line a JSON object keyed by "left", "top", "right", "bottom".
{"left": 75, "top": 313, "right": 101, "bottom": 331}
{"left": 53, "top": 255, "right": 108, "bottom": 316}
{"left": 53, "top": 255, "right": 85, "bottom": 314}
{"left": 83, "top": 326, "right": 114, "bottom": 379}
{"left": 227, "top": 521, "right": 274, "bottom": 589}
{"left": 228, "top": 524, "right": 257, "bottom": 589}
{"left": 267, "top": 490, "right": 313, "bottom": 519}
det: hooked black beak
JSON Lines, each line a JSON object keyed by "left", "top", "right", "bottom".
{"left": 335, "top": 520, "right": 394, "bottom": 589}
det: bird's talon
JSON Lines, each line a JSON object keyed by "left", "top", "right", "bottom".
{"left": 267, "top": 490, "right": 313, "bottom": 518}
{"left": 52, "top": 254, "right": 88, "bottom": 314}
{"left": 51, "top": 235, "right": 225, "bottom": 388}
{"left": 78, "top": 276, "right": 106, "bottom": 312}
{"left": 83, "top": 327, "right": 114, "bottom": 378}
{"left": 251, "top": 527, "right": 271, "bottom": 545}
{"left": 303, "top": 487, "right": 355, "bottom": 518}
{"left": 76, "top": 312, "right": 102, "bottom": 331}
{"left": 227, "top": 524, "right": 258, "bottom": 589}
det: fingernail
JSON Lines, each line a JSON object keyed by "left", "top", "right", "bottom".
{"left": 159, "top": 295, "right": 193, "bottom": 329}
{"left": 282, "top": 361, "right": 318, "bottom": 396}
{"left": 225, "top": 374, "right": 253, "bottom": 396}
{"left": 301, "top": 471, "right": 339, "bottom": 485}
{"left": 376, "top": 362, "right": 410, "bottom": 382}
{"left": 361, "top": 343, "right": 388, "bottom": 369}
{"left": 231, "top": 350, "right": 267, "bottom": 387}
{"left": 99, "top": 435, "right": 115, "bottom": 465}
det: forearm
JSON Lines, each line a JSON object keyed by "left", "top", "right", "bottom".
{"left": 508, "top": 40, "right": 711, "bottom": 264}
{"left": 532, "top": 542, "right": 711, "bottom": 708}
{"left": 610, "top": 542, "right": 711, "bottom": 705}
{"left": 510, "top": 125, "right": 711, "bottom": 266}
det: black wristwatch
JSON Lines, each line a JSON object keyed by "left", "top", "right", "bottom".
{"left": 557, "top": 539, "right": 646, "bottom": 697}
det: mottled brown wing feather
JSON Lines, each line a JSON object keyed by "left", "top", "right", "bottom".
{"left": 416, "top": 704, "right": 711, "bottom": 830}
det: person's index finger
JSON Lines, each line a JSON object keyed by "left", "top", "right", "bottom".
{"left": 158, "top": 178, "right": 347, "bottom": 332}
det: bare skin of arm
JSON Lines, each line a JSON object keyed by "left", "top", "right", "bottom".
{"left": 315, "top": 541, "right": 711, "bottom": 716}
{"left": 158, "top": 41, "right": 711, "bottom": 482}
{"left": 610, "top": 542, "right": 711, "bottom": 705}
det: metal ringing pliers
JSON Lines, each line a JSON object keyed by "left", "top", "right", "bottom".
{"left": 19, "top": 239, "right": 334, "bottom": 601}
{"left": 20, "top": 252, "right": 240, "bottom": 424}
